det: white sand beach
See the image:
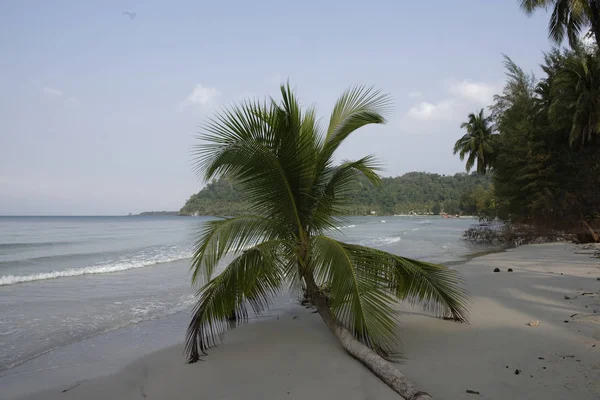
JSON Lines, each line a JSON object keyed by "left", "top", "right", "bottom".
{"left": 16, "top": 243, "right": 600, "bottom": 400}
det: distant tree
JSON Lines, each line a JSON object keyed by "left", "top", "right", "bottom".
{"left": 519, "top": 0, "right": 600, "bottom": 48}
{"left": 460, "top": 185, "right": 496, "bottom": 219}
{"left": 432, "top": 202, "right": 441, "bottom": 215}
{"left": 453, "top": 109, "right": 496, "bottom": 175}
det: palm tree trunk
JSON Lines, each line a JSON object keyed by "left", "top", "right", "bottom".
{"left": 303, "top": 275, "right": 433, "bottom": 400}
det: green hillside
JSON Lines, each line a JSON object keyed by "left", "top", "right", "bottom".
{"left": 180, "top": 172, "right": 492, "bottom": 216}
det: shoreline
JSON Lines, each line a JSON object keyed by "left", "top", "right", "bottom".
{"left": 9, "top": 242, "right": 600, "bottom": 399}
{"left": 0, "top": 238, "right": 495, "bottom": 382}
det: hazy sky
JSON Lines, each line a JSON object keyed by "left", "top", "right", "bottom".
{"left": 1, "top": 0, "right": 553, "bottom": 215}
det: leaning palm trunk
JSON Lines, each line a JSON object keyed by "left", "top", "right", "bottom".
{"left": 185, "top": 84, "right": 468, "bottom": 399}
{"left": 304, "top": 276, "right": 433, "bottom": 400}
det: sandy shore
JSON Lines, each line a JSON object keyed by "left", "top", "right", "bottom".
{"left": 15, "top": 243, "right": 600, "bottom": 400}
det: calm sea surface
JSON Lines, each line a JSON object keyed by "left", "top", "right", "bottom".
{"left": 0, "top": 215, "right": 487, "bottom": 384}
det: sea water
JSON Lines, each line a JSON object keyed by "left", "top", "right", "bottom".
{"left": 0, "top": 215, "right": 486, "bottom": 393}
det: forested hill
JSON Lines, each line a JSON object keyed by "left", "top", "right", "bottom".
{"left": 180, "top": 172, "right": 492, "bottom": 216}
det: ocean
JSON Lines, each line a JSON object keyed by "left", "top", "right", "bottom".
{"left": 0, "top": 215, "right": 487, "bottom": 394}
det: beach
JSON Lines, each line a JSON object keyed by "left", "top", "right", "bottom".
{"left": 11, "top": 242, "right": 599, "bottom": 400}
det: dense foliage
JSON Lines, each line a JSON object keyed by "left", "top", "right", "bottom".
{"left": 180, "top": 172, "right": 492, "bottom": 216}
{"left": 520, "top": 0, "right": 600, "bottom": 48}
{"left": 457, "top": 46, "right": 600, "bottom": 240}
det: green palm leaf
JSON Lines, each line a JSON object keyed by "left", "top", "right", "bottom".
{"left": 519, "top": 0, "right": 599, "bottom": 48}
{"left": 309, "top": 155, "right": 382, "bottom": 232}
{"left": 190, "top": 215, "right": 287, "bottom": 284}
{"left": 318, "top": 86, "right": 392, "bottom": 177}
{"left": 309, "top": 237, "right": 469, "bottom": 357}
{"left": 309, "top": 235, "right": 399, "bottom": 356}
{"left": 185, "top": 240, "right": 286, "bottom": 362}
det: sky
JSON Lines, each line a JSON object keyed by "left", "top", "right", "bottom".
{"left": 0, "top": 0, "right": 555, "bottom": 215}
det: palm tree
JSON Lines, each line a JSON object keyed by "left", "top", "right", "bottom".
{"left": 453, "top": 109, "right": 495, "bottom": 174}
{"left": 519, "top": 0, "right": 600, "bottom": 49}
{"left": 550, "top": 49, "right": 600, "bottom": 145}
{"left": 186, "top": 84, "right": 468, "bottom": 399}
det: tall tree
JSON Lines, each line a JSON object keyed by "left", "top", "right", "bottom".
{"left": 519, "top": 0, "right": 600, "bottom": 48}
{"left": 453, "top": 109, "right": 495, "bottom": 174}
{"left": 484, "top": 50, "right": 600, "bottom": 235}
{"left": 550, "top": 48, "right": 600, "bottom": 145}
{"left": 186, "top": 84, "right": 469, "bottom": 399}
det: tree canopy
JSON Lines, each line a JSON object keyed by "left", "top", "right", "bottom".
{"left": 519, "top": 0, "right": 600, "bottom": 48}
{"left": 453, "top": 109, "right": 496, "bottom": 175}
{"left": 456, "top": 47, "right": 600, "bottom": 237}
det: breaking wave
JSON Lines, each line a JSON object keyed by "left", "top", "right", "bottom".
{"left": 0, "top": 247, "right": 191, "bottom": 286}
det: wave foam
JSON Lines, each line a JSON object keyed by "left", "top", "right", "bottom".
{"left": 361, "top": 236, "right": 401, "bottom": 247}
{"left": 0, "top": 251, "right": 191, "bottom": 286}
{"left": 332, "top": 224, "right": 356, "bottom": 230}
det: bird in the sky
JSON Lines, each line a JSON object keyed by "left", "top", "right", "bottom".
{"left": 122, "top": 11, "right": 136, "bottom": 20}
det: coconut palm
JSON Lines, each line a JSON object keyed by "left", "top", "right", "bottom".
{"left": 453, "top": 109, "right": 495, "bottom": 175}
{"left": 186, "top": 84, "right": 468, "bottom": 399}
{"left": 550, "top": 49, "right": 600, "bottom": 145}
{"left": 519, "top": 0, "right": 600, "bottom": 48}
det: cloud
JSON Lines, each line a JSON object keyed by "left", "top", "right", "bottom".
{"left": 408, "top": 91, "right": 422, "bottom": 98}
{"left": 180, "top": 84, "right": 220, "bottom": 109}
{"left": 42, "top": 87, "right": 64, "bottom": 97}
{"left": 41, "top": 87, "right": 79, "bottom": 104}
{"left": 447, "top": 80, "right": 499, "bottom": 105}
{"left": 406, "top": 99, "right": 459, "bottom": 122}
{"left": 403, "top": 79, "right": 500, "bottom": 127}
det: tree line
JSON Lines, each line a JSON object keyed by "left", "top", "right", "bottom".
{"left": 180, "top": 172, "right": 493, "bottom": 216}
{"left": 453, "top": 1, "right": 599, "bottom": 240}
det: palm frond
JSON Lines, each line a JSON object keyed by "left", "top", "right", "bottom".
{"left": 194, "top": 84, "right": 326, "bottom": 238}
{"left": 308, "top": 155, "right": 382, "bottom": 234}
{"left": 317, "top": 87, "right": 392, "bottom": 176}
{"left": 196, "top": 130, "right": 304, "bottom": 229}
{"left": 519, "top": 0, "right": 550, "bottom": 14}
{"left": 386, "top": 255, "right": 470, "bottom": 322}
{"left": 185, "top": 240, "right": 286, "bottom": 362}
{"left": 309, "top": 236, "right": 400, "bottom": 356}
{"left": 191, "top": 215, "right": 287, "bottom": 284}
{"left": 548, "top": 0, "right": 568, "bottom": 44}
{"left": 320, "top": 242, "right": 470, "bottom": 322}
{"left": 326, "top": 86, "right": 392, "bottom": 140}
